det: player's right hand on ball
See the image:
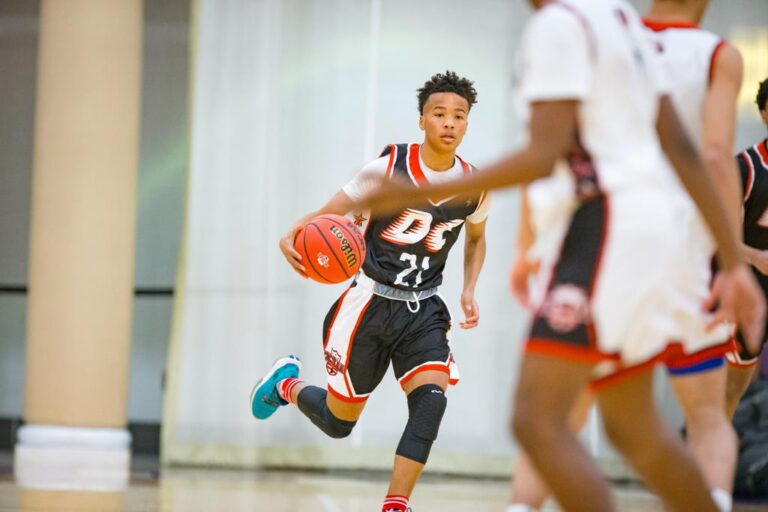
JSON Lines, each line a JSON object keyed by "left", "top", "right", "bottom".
{"left": 706, "top": 264, "right": 766, "bottom": 357}
{"left": 279, "top": 224, "right": 307, "bottom": 278}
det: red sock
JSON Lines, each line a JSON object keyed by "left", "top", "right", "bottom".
{"left": 276, "top": 378, "right": 303, "bottom": 404}
{"left": 381, "top": 495, "right": 409, "bottom": 512}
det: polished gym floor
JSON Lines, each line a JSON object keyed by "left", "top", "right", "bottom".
{"left": 0, "top": 455, "right": 766, "bottom": 511}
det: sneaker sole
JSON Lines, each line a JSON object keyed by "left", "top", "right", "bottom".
{"left": 249, "top": 355, "right": 302, "bottom": 413}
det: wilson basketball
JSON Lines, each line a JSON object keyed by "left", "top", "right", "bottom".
{"left": 294, "top": 214, "right": 366, "bottom": 284}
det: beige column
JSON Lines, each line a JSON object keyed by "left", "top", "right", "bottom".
{"left": 14, "top": 0, "right": 143, "bottom": 491}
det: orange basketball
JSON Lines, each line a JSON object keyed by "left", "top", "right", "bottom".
{"left": 294, "top": 214, "right": 366, "bottom": 284}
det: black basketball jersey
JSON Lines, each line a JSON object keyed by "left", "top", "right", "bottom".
{"left": 739, "top": 138, "right": 768, "bottom": 257}
{"left": 359, "top": 143, "right": 485, "bottom": 291}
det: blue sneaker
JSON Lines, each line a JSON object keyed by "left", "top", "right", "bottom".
{"left": 250, "top": 355, "right": 302, "bottom": 419}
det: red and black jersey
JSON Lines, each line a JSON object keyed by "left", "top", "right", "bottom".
{"left": 361, "top": 143, "right": 486, "bottom": 291}
{"left": 739, "top": 138, "right": 768, "bottom": 262}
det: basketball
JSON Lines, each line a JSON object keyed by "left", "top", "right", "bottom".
{"left": 294, "top": 214, "right": 366, "bottom": 284}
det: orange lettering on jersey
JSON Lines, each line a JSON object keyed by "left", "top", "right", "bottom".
{"left": 424, "top": 220, "right": 465, "bottom": 252}
{"left": 380, "top": 209, "right": 433, "bottom": 246}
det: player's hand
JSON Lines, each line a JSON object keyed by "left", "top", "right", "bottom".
{"left": 509, "top": 253, "right": 540, "bottom": 308}
{"left": 705, "top": 264, "right": 766, "bottom": 357}
{"left": 460, "top": 290, "right": 479, "bottom": 329}
{"left": 279, "top": 225, "right": 307, "bottom": 278}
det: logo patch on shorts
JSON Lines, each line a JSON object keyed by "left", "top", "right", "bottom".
{"left": 324, "top": 349, "right": 345, "bottom": 376}
{"left": 541, "top": 284, "right": 590, "bottom": 333}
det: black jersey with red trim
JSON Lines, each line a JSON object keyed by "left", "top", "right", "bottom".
{"left": 361, "top": 143, "right": 485, "bottom": 292}
{"left": 739, "top": 138, "right": 768, "bottom": 258}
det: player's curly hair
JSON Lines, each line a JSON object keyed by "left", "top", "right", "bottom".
{"left": 756, "top": 77, "right": 768, "bottom": 112}
{"left": 417, "top": 70, "right": 478, "bottom": 114}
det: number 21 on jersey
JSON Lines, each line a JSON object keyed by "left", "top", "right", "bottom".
{"left": 394, "top": 253, "right": 430, "bottom": 287}
{"left": 380, "top": 209, "right": 464, "bottom": 288}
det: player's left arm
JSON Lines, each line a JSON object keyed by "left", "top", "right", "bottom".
{"left": 702, "top": 42, "right": 744, "bottom": 235}
{"left": 460, "top": 217, "right": 487, "bottom": 329}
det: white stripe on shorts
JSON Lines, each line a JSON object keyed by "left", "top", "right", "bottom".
{"left": 324, "top": 285, "right": 374, "bottom": 400}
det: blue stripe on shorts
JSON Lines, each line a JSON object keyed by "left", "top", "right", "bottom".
{"left": 666, "top": 356, "right": 724, "bottom": 376}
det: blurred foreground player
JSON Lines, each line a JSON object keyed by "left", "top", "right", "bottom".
{"left": 251, "top": 71, "right": 490, "bottom": 512}
{"left": 507, "top": 0, "right": 746, "bottom": 509}
{"left": 356, "top": 1, "right": 765, "bottom": 510}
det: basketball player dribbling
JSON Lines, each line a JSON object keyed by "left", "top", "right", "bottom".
{"left": 356, "top": 1, "right": 765, "bottom": 510}
{"left": 507, "top": 1, "right": 747, "bottom": 510}
{"left": 250, "top": 71, "right": 490, "bottom": 512}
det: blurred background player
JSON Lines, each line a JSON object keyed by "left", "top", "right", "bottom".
{"left": 355, "top": 0, "right": 765, "bottom": 510}
{"left": 250, "top": 71, "right": 490, "bottom": 512}
{"left": 727, "top": 77, "right": 768, "bottom": 416}
{"left": 506, "top": 0, "right": 746, "bottom": 510}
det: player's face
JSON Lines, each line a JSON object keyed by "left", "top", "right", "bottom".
{"left": 419, "top": 92, "right": 469, "bottom": 154}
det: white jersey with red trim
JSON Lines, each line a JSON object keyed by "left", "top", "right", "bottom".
{"left": 642, "top": 21, "right": 725, "bottom": 260}
{"left": 342, "top": 143, "right": 489, "bottom": 291}
{"left": 515, "top": 0, "right": 731, "bottom": 365}
{"left": 639, "top": 21, "right": 731, "bottom": 354}
{"left": 643, "top": 20, "right": 723, "bottom": 149}
{"left": 520, "top": 0, "right": 670, "bottom": 198}
{"left": 518, "top": 0, "right": 672, "bottom": 260}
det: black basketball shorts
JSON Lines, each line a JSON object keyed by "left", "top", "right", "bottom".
{"left": 321, "top": 283, "right": 458, "bottom": 403}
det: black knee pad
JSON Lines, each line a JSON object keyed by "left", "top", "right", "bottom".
{"left": 396, "top": 384, "right": 447, "bottom": 464}
{"left": 296, "top": 385, "right": 356, "bottom": 439}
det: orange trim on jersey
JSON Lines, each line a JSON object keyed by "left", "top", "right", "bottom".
{"left": 407, "top": 143, "right": 428, "bottom": 185}
{"left": 385, "top": 144, "right": 397, "bottom": 179}
{"left": 589, "top": 357, "right": 658, "bottom": 392}
{"left": 665, "top": 340, "right": 731, "bottom": 369}
{"left": 525, "top": 338, "right": 620, "bottom": 364}
{"left": 323, "top": 289, "right": 351, "bottom": 349}
{"left": 460, "top": 156, "right": 487, "bottom": 221}
{"left": 742, "top": 150, "right": 755, "bottom": 201}
{"left": 468, "top": 191, "right": 489, "bottom": 221}
{"left": 399, "top": 364, "right": 450, "bottom": 388}
{"left": 454, "top": 155, "right": 485, "bottom": 215}
{"left": 757, "top": 139, "right": 768, "bottom": 169}
{"left": 708, "top": 40, "right": 727, "bottom": 85}
{"left": 477, "top": 191, "right": 487, "bottom": 208}
{"left": 456, "top": 155, "right": 471, "bottom": 175}
{"left": 642, "top": 19, "right": 699, "bottom": 32}
{"left": 327, "top": 385, "right": 369, "bottom": 403}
